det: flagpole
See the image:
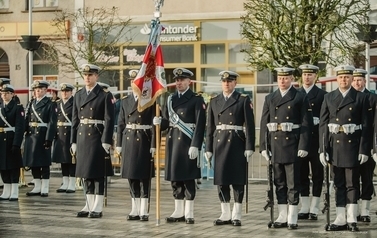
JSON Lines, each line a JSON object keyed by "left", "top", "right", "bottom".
{"left": 153, "top": 0, "right": 164, "bottom": 227}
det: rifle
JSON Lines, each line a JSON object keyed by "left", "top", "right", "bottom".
{"left": 263, "top": 131, "right": 274, "bottom": 228}
{"left": 104, "top": 152, "right": 111, "bottom": 207}
{"left": 321, "top": 133, "right": 330, "bottom": 231}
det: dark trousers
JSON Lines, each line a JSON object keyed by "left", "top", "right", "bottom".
{"left": 0, "top": 169, "right": 20, "bottom": 183}
{"left": 217, "top": 184, "right": 244, "bottom": 203}
{"left": 333, "top": 166, "right": 360, "bottom": 206}
{"left": 299, "top": 152, "right": 324, "bottom": 197}
{"left": 128, "top": 178, "right": 150, "bottom": 198}
{"left": 171, "top": 180, "right": 196, "bottom": 200}
{"left": 61, "top": 163, "right": 76, "bottom": 177}
{"left": 360, "top": 157, "right": 376, "bottom": 200}
{"left": 31, "top": 166, "right": 50, "bottom": 179}
{"left": 84, "top": 177, "right": 105, "bottom": 195}
{"left": 274, "top": 162, "right": 300, "bottom": 205}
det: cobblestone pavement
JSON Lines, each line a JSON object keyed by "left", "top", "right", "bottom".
{"left": 0, "top": 173, "right": 376, "bottom": 238}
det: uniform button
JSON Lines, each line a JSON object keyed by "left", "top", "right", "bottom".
{"left": 230, "top": 122, "right": 233, "bottom": 124}
{"left": 218, "top": 130, "right": 221, "bottom": 133}
{"left": 128, "top": 115, "right": 130, "bottom": 117}
{"left": 36, "top": 132, "right": 39, "bottom": 134}
{"left": 3, "top": 138, "right": 5, "bottom": 141}
{"left": 137, "top": 138, "right": 139, "bottom": 141}
{"left": 139, "top": 115, "right": 141, "bottom": 118}
{"left": 288, "top": 106, "right": 291, "bottom": 109}
{"left": 228, "top": 139, "right": 230, "bottom": 142}
{"left": 275, "top": 117, "right": 277, "bottom": 119}
{"left": 169, "top": 136, "right": 171, "bottom": 138}
{"left": 88, "top": 133, "right": 91, "bottom": 136}
{"left": 348, "top": 140, "right": 351, "bottom": 143}
{"left": 180, "top": 112, "right": 183, "bottom": 115}
{"left": 336, "top": 140, "right": 339, "bottom": 143}
{"left": 286, "top": 137, "right": 288, "bottom": 140}
{"left": 219, "top": 113, "right": 222, "bottom": 116}
{"left": 81, "top": 116, "right": 83, "bottom": 118}
{"left": 80, "top": 108, "right": 83, "bottom": 110}
{"left": 128, "top": 130, "right": 130, "bottom": 132}
{"left": 229, "top": 131, "right": 231, "bottom": 133}
{"left": 217, "top": 139, "right": 220, "bottom": 142}
{"left": 349, "top": 107, "right": 352, "bottom": 110}
{"left": 336, "top": 118, "right": 339, "bottom": 121}
{"left": 219, "top": 122, "right": 222, "bottom": 124}
{"left": 178, "top": 137, "right": 180, "bottom": 140}
{"left": 57, "top": 132, "right": 59, "bottom": 135}
{"left": 348, "top": 118, "right": 351, "bottom": 121}
{"left": 90, "top": 108, "right": 93, "bottom": 110}
{"left": 276, "top": 107, "right": 278, "bottom": 109}
{"left": 286, "top": 117, "right": 289, "bottom": 119}
{"left": 274, "top": 137, "right": 277, "bottom": 140}
{"left": 79, "top": 132, "right": 82, "bottom": 135}
{"left": 64, "top": 133, "right": 66, "bottom": 135}
{"left": 229, "top": 113, "right": 232, "bottom": 115}
{"left": 311, "top": 103, "right": 314, "bottom": 106}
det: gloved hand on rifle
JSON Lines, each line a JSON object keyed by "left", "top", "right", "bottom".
{"left": 102, "top": 143, "right": 111, "bottom": 154}
{"left": 297, "top": 150, "right": 308, "bottom": 158}
{"left": 150, "top": 148, "right": 156, "bottom": 156}
{"left": 204, "top": 152, "right": 212, "bottom": 163}
{"left": 115, "top": 147, "right": 122, "bottom": 156}
{"left": 319, "top": 152, "right": 329, "bottom": 167}
{"left": 70, "top": 143, "right": 77, "bottom": 155}
{"left": 244, "top": 150, "right": 254, "bottom": 162}
{"left": 358, "top": 154, "right": 368, "bottom": 165}
{"left": 153, "top": 116, "right": 162, "bottom": 125}
{"left": 261, "top": 150, "right": 271, "bottom": 161}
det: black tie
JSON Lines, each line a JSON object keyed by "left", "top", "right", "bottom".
{"left": 225, "top": 96, "right": 228, "bottom": 101}
{"left": 179, "top": 93, "right": 182, "bottom": 98}
{"left": 87, "top": 90, "right": 91, "bottom": 95}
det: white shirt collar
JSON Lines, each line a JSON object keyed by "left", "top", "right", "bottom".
{"left": 339, "top": 87, "right": 351, "bottom": 97}
{"left": 280, "top": 84, "right": 292, "bottom": 97}
{"left": 303, "top": 84, "right": 315, "bottom": 94}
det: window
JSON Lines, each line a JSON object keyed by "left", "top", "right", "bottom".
{"left": 201, "top": 44, "right": 225, "bottom": 64}
{"left": 0, "top": 0, "right": 9, "bottom": 9}
{"left": 33, "top": 0, "right": 58, "bottom": 8}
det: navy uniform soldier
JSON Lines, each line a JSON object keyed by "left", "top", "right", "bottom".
{"left": 52, "top": 83, "right": 76, "bottom": 193}
{"left": 260, "top": 67, "right": 313, "bottom": 230}
{"left": 0, "top": 85, "right": 25, "bottom": 201}
{"left": 24, "top": 80, "right": 58, "bottom": 197}
{"left": 0, "top": 78, "right": 11, "bottom": 188}
{"left": 319, "top": 65, "right": 370, "bottom": 232}
{"left": 297, "top": 64, "right": 327, "bottom": 220}
{"left": 205, "top": 71, "right": 255, "bottom": 226}
{"left": 352, "top": 68, "right": 376, "bottom": 223}
{"left": 153, "top": 68, "right": 206, "bottom": 224}
{"left": 115, "top": 76, "right": 156, "bottom": 221}
{"left": 71, "top": 64, "right": 115, "bottom": 218}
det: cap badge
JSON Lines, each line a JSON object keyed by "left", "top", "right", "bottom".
{"left": 223, "top": 72, "right": 229, "bottom": 78}
{"left": 177, "top": 69, "right": 183, "bottom": 75}
{"left": 84, "top": 65, "right": 90, "bottom": 72}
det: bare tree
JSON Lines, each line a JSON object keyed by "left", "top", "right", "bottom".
{"left": 241, "top": 0, "right": 371, "bottom": 73}
{"left": 43, "top": 6, "right": 134, "bottom": 79}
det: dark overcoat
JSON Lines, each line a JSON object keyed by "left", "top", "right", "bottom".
{"left": 23, "top": 97, "right": 57, "bottom": 167}
{"left": 52, "top": 96, "right": 73, "bottom": 164}
{"left": 116, "top": 95, "right": 155, "bottom": 179}
{"left": 0, "top": 99, "right": 25, "bottom": 170}
{"left": 160, "top": 89, "right": 206, "bottom": 181}
{"left": 206, "top": 91, "right": 255, "bottom": 185}
{"left": 297, "top": 86, "right": 327, "bottom": 155}
{"left": 319, "top": 87, "right": 370, "bottom": 167}
{"left": 259, "top": 86, "right": 313, "bottom": 164}
{"left": 71, "top": 84, "right": 115, "bottom": 178}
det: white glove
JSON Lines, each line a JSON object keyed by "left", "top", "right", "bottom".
{"left": 188, "top": 146, "right": 199, "bottom": 160}
{"left": 244, "top": 150, "right": 254, "bottom": 162}
{"left": 70, "top": 143, "right": 77, "bottom": 155}
{"left": 313, "top": 117, "right": 320, "bottom": 125}
{"left": 319, "top": 152, "right": 329, "bottom": 167}
{"left": 102, "top": 143, "right": 111, "bottom": 154}
{"left": 261, "top": 150, "right": 271, "bottom": 161}
{"left": 153, "top": 116, "right": 162, "bottom": 125}
{"left": 150, "top": 148, "right": 156, "bottom": 155}
{"left": 115, "top": 146, "right": 122, "bottom": 155}
{"left": 358, "top": 154, "right": 369, "bottom": 165}
{"left": 297, "top": 150, "right": 308, "bottom": 158}
{"left": 373, "top": 153, "right": 377, "bottom": 163}
{"left": 205, "top": 152, "right": 213, "bottom": 163}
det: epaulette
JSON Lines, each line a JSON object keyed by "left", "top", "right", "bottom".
{"left": 241, "top": 94, "right": 248, "bottom": 97}
{"left": 210, "top": 94, "right": 219, "bottom": 100}
{"left": 195, "top": 93, "right": 202, "bottom": 97}
{"left": 76, "top": 88, "right": 83, "bottom": 92}
{"left": 103, "top": 88, "right": 109, "bottom": 92}
{"left": 122, "top": 95, "right": 128, "bottom": 99}
{"left": 55, "top": 99, "right": 61, "bottom": 102}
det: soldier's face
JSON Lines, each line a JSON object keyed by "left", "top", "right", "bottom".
{"left": 34, "top": 87, "right": 47, "bottom": 99}
{"left": 83, "top": 73, "right": 98, "bottom": 87}
{"left": 175, "top": 77, "right": 190, "bottom": 92}
{"left": 278, "top": 76, "right": 292, "bottom": 90}
{"left": 221, "top": 79, "right": 237, "bottom": 94}
{"left": 352, "top": 77, "right": 366, "bottom": 91}
{"left": 302, "top": 73, "right": 317, "bottom": 87}
{"left": 0, "top": 91, "right": 13, "bottom": 103}
{"left": 60, "top": 90, "right": 72, "bottom": 100}
{"left": 337, "top": 74, "right": 353, "bottom": 91}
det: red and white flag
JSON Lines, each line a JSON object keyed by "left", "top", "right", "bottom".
{"left": 132, "top": 24, "right": 167, "bottom": 112}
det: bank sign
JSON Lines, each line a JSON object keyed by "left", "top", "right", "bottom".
{"left": 140, "top": 23, "right": 199, "bottom": 42}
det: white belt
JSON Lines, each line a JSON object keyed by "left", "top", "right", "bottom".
{"left": 328, "top": 123, "right": 361, "bottom": 134}
{"left": 267, "top": 122, "right": 301, "bottom": 132}
{"left": 0, "top": 127, "right": 15, "bottom": 132}
{"left": 29, "top": 122, "right": 47, "bottom": 127}
{"left": 57, "top": 121, "right": 72, "bottom": 127}
{"left": 170, "top": 123, "right": 195, "bottom": 128}
{"left": 216, "top": 124, "right": 244, "bottom": 131}
{"left": 126, "top": 124, "right": 152, "bottom": 130}
{"left": 80, "top": 119, "right": 105, "bottom": 125}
